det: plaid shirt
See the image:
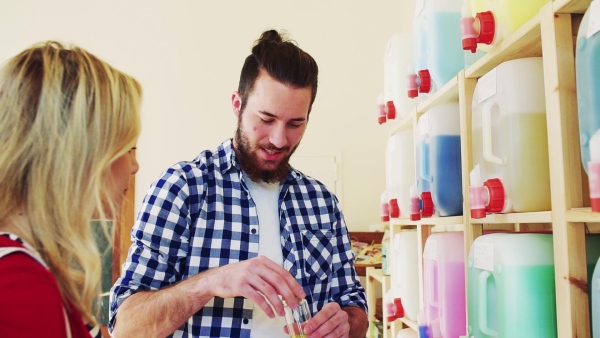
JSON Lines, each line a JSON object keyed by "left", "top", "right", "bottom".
{"left": 109, "top": 139, "right": 367, "bottom": 337}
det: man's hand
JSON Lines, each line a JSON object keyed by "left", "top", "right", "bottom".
{"left": 201, "top": 256, "right": 305, "bottom": 318}
{"left": 302, "top": 302, "right": 349, "bottom": 337}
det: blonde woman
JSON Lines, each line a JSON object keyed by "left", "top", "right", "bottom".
{"left": 0, "top": 41, "right": 142, "bottom": 337}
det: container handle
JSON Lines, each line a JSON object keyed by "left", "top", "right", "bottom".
{"left": 482, "top": 100, "right": 506, "bottom": 166}
{"left": 426, "top": 261, "right": 439, "bottom": 308}
{"left": 478, "top": 270, "right": 499, "bottom": 337}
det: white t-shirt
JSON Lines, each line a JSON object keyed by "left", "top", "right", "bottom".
{"left": 243, "top": 176, "right": 288, "bottom": 338}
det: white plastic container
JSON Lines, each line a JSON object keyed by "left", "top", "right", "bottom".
{"left": 384, "top": 32, "right": 415, "bottom": 120}
{"left": 390, "top": 231, "right": 420, "bottom": 321}
{"left": 386, "top": 129, "right": 416, "bottom": 219}
{"left": 409, "top": 0, "right": 465, "bottom": 99}
{"left": 469, "top": 57, "right": 550, "bottom": 218}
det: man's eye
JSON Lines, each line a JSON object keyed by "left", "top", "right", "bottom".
{"left": 261, "top": 119, "right": 274, "bottom": 124}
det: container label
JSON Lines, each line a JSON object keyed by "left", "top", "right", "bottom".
{"left": 588, "top": 1, "right": 600, "bottom": 39}
{"left": 477, "top": 67, "right": 497, "bottom": 104}
{"left": 473, "top": 241, "right": 494, "bottom": 272}
{"left": 423, "top": 238, "right": 437, "bottom": 259}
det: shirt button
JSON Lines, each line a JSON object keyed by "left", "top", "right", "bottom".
{"left": 251, "top": 228, "right": 257, "bottom": 234}
{"left": 243, "top": 318, "right": 249, "bottom": 324}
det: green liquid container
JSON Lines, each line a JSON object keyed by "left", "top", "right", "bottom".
{"left": 467, "top": 233, "right": 557, "bottom": 337}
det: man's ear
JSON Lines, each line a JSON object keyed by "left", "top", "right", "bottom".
{"left": 232, "top": 91, "right": 242, "bottom": 118}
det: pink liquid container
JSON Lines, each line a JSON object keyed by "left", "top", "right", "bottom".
{"left": 467, "top": 233, "right": 557, "bottom": 337}
{"left": 469, "top": 57, "right": 550, "bottom": 218}
{"left": 390, "top": 231, "right": 420, "bottom": 321}
{"left": 460, "top": 0, "right": 549, "bottom": 53}
{"left": 409, "top": 0, "right": 464, "bottom": 99}
{"left": 576, "top": 1, "right": 600, "bottom": 211}
{"left": 423, "top": 232, "right": 466, "bottom": 338}
{"left": 385, "top": 32, "right": 416, "bottom": 120}
{"left": 387, "top": 129, "right": 416, "bottom": 219}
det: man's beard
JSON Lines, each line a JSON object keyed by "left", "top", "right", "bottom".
{"left": 234, "top": 122, "right": 298, "bottom": 183}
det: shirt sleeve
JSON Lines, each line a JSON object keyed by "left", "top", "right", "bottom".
{"left": 109, "top": 166, "right": 196, "bottom": 333}
{"left": 328, "top": 196, "right": 368, "bottom": 313}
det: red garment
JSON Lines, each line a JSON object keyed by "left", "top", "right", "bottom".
{"left": 0, "top": 235, "right": 91, "bottom": 338}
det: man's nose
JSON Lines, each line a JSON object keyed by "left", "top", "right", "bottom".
{"left": 269, "top": 123, "right": 288, "bottom": 149}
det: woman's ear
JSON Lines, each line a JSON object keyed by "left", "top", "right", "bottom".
{"left": 232, "top": 91, "right": 242, "bottom": 118}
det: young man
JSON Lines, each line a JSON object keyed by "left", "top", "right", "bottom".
{"left": 109, "top": 29, "right": 368, "bottom": 338}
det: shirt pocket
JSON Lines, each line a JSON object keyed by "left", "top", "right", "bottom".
{"left": 301, "top": 229, "right": 334, "bottom": 281}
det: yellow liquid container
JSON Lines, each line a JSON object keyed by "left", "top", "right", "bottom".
{"left": 460, "top": 0, "right": 549, "bottom": 52}
{"left": 469, "top": 57, "right": 550, "bottom": 218}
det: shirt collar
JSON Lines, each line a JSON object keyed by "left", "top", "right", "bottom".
{"left": 217, "top": 138, "right": 304, "bottom": 182}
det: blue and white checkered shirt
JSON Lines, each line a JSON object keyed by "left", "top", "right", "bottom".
{"left": 109, "top": 139, "right": 367, "bottom": 337}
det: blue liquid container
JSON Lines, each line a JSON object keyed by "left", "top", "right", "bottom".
{"left": 428, "top": 103, "right": 463, "bottom": 216}
{"left": 576, "top": 1, "right": 600, "bottom": 171}
{"left": 576, "top": 1, "right": 600, "bottom": 211}
{"left": 410, "top": 0, "right": 463, "bottom": 98}
{"left": 467, "top": 233, "right": 557, "bottom": 338}
{"left": 429, "top": 11, "right": 465, "bottom": 86}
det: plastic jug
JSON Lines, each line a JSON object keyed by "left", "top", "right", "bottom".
{"left": 469, "top": 57, "right": 550, "bottom": 218}
{"left": 408, "top": 0, "right": 464, "bottom": 99}
{"left": 390, "top": 231, "right": 420, "bottom": 322}
{"left": 576, "top": 1, "right": 600, "bottom": 211}
{"left": 386, "top": 129, "right": 416, "bottom": 219}
{"left": 417, "top": 112, "right": 435, "bottom": 218}
{"left": 423, "top": 232, "right": 466, "bottom": 338}
{"left": 385, "top": 32, "right": 415, "bottom": 121}
{"left": 467, "top": 233, "right": 557, "bottom": 337}
{"left": 460, "top": 0, "right": 550, "bottom": 52}
{"left": 427, "top": 103, "right": 463, "bottom": 216}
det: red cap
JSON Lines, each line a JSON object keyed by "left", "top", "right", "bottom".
{"left": 410, "top": 196, "right": 421, "bottom": 221}
{"left": 463, "top": 37, "right": 478, "bottom": 53}
{"left": 420, "top": 191, "right": 435, "bottom": 217}
{"left": 592, "top": 198, "right": 600, "bottom": 212}
{"left": 484, "top": 178, "right": 505, "bottom": 213}
{"left": 394, "top": 298, "right": 405, "bottom": 319}
{"left": 386, "top": 101, "right": 396, "bottom": 120}
{"left": 378, "top": 116, "right": 387, "bottom": 125}
{"left": 476, "top": 11, "right": 495, "bottom": 45}
{"left": 471, "top": 208, "right": 486, "bottom": 219}
{"left": 418, "top": 69, "right": 431, "bottom": 94}
{"left": 389, "top": 199, "right": 400, "bottom": 218}
{"left": 381, "top": 215, "right": 390, "bottom": 222}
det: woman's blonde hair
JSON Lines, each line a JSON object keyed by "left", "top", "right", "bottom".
{"left": 0, "top": 41, "right": 142, "bottom": 324}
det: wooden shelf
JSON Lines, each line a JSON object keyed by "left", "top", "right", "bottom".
{"left": 416, "top": 76, "right": 459, "bottom": 115}
{"left": 419, "top": 216, "right": 464, "bottom": 226}
{"left": 465, "top": 13, "right": 542, "bottom": 79}
{"left": 566, "top": 208, "right": 600, "bottom": 222}
{"left": 469, "top": 211, "right": 552, "bottom": 224}
{"left": 399, "top": 318, "right": 418, "bottom": 332}
{"left": 554, "top": 0, "right": 590, "bottom": 14}
{"left": 388, "top": 108, "right": 416, "bottom": 137}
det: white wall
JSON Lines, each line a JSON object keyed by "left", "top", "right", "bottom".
{"left": 0, "top": 0, "right": 413, "bottom": 231}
